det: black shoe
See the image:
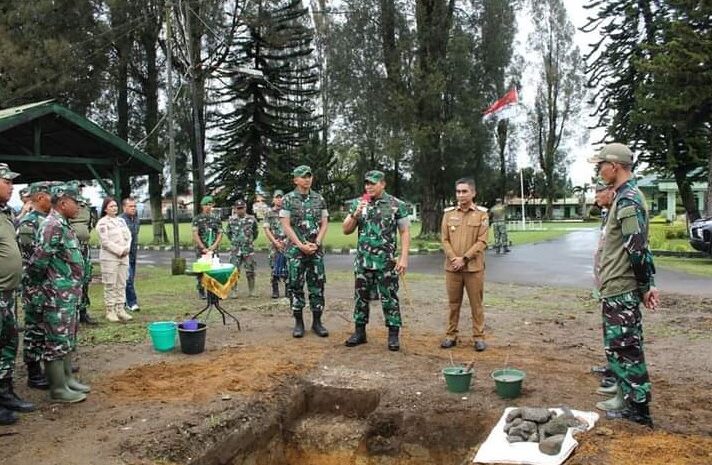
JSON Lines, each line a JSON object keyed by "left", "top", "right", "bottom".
{"left": 607, "top": 401, "right": 653, "bottom": 428}
{"left": 271, "top": 280, "right": 280, "bottom": 299}
{"left": 387, "top": 326, "right": 400, "bottom": 352}
{"left": 26, "top": 361, "right": 49, "bottom": 390}
{"left": 79, "top": 310, "right": 99, "bottom": 326}
{"left": 0, "top": 406, "right": 18, "bottom": 425}
{"left": 292, "top": 313, "right": 305, "bottom": 338}
{"left": 345, "top": 325, "right": 367, "bottom": 347}
{"left": 311, "top": 311, "right": 329, "bottom": 337}
{"left": 440, "top": 339, "right": 457, "bottom": 349}
{"left": 0, "top": 379, "right": 35, "bottom": 412}
{"left": 474, "top": 340, "right": 487, "bottom": 352}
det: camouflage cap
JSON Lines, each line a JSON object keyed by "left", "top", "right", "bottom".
{"left": 273, "top": 189, "right": 284, "bottom": 197}
{"left": 233, "top": 199, "right": 246, "bottom": 208}
{"left": 364, "top": 170, "right": 385, "bottom": 183}
{"left": 28, "top": 181, "right": 52, "bottom": 195}
{"left": 51, "top": 183, "right": 82, "bottom": 201}
{"left": 588, "top": 143, "right": 633, "bottom": 165}
{"left": 292, "top": 165, "right": 312, "bottom": 177}
{"left": 19, "top": 187, "right": 29, "bottom": 197}
{"left": 200, "top": 195, "right": 214, "bottom": 206}
{"left": 595, "top": 181, "right": 611, "bottom": 192}
{"left": 0, "top": 163, "right": 20, "bottom": 180}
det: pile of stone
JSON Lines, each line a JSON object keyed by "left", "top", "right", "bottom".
{"left": 503, "top": 407, "right": 587, "bottom": 455}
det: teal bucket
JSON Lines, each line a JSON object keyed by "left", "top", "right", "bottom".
{"left": 491, "top": 368, "right": 525, "bottom": 399}
{"left": 148, "top": 321, "right": 177, "bottom": 352}
{"left": 443, "top": 366, "right": 474, "bottom": 393}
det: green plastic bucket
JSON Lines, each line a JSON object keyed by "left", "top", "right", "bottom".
{"left": 148, "top": 321, "right": 177, "bottom": 352}
{"left": 443, "top": 366, "right": 473, "bottom": 393}
{"left": 491, "top": 368, "right": 525, "bottom": 399}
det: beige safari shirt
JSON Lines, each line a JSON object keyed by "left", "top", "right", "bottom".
{"left": 441, "top": 204, "right": 489, "bottom": 272}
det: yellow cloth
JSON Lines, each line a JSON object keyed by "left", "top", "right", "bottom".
{"left": 200, "top": 266, "right": 240, "bottom": 299}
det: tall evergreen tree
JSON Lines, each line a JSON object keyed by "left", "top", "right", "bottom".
{"left": 212, "top": 0, "right": 320, "bottom": 203}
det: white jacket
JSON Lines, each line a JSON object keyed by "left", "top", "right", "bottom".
{"left": 96, "top": 216, "right": 132, "bottom": 263}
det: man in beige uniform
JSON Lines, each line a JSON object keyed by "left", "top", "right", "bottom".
{"left": 440, "top": 177, "right": 489, "bottom": 351}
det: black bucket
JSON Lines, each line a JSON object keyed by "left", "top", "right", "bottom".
{"left": 178, "top": 322, "right": 207, "bottom": 354}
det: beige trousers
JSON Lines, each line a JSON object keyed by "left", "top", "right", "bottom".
{"left": 101, "top": 259, "right": 129, "bottom": 308}
{"left": 445, "top": 270, "right": 485, "bottom": 340}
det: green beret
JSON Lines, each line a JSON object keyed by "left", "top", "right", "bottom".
{"left": 365, "top": 170, "right": 385, "bottom": 183}
{"left": 200, "top": 195, "right": 214, "bottom": 206}
{"left": 292, "top": 165, "right": 312, "bottom": 177}
{"left": 0, "top": 163, "right": 20, "bottom": 180}
{"left": 28, "top": 182, "right": 52, "bottom": 195}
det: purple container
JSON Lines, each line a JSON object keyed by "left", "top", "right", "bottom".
{"left": 182, "top": 319, "right": 199, "bottom": 330}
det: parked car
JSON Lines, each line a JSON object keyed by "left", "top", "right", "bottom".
{"left": 689, "top": 217, "right": 712, "bottom": 254}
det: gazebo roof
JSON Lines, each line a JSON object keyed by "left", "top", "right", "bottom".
{"left": 0, "top": 100, "right": 161, "bottom": 183}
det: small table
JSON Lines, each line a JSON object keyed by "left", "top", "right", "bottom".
{"left": 186, "top": 265, "right": 241, "bottom": 328}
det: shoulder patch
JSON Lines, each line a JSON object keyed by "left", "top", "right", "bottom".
{"left": 476, "top": 205, "right": 488, "bottom": 212}
{"left": 617, "top": 205, "right": 637, "bottom": 219}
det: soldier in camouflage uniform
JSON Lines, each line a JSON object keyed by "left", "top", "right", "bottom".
{"left": 16, "top": 182, "right": 53, "bottom": 390}
{"left": 342, "top": 170, "right": 410, "bottom": 351}
{"left": 26, "top": 183, "right": 91, "bottom": 404}
{"left": 15, "top": 187, "right": 32, "bottom": 222}
{"left": 589, "top": 143, "right": 658, "bottom": 428}
{"left": 490, "top": 198, "right": 509, "bottom": 253}
{"left": 0, "top": 163, "right": 35, "bottom": 425}
{"left": 263, "top": 190, "right": 288, "bottom": 298}
{"left": 68, "top": 182, "right": 98, "bottom": 326}
{"left": 192, "top": 195, "right": 223, "bottom": 299}
{"left": 280, "top": 165, "right": 329, "bottom": 338}
{"left": 225, "top": 199, "right": 258, "bottom": 297}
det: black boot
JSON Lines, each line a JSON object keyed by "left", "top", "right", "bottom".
{"left": 26, "top": 361, "right": 49, "bottom": 390}
{"left": 311, "top": 311, "right": 329, "bottom": 337}
{"left": 271, "top": 278, "right": 280, "bottom": 299}
{"left": 607, "top": 401, "right": 653, "bottom": 428}
{"left": 0, "top": 378, "right": 35, "bottom": 412}
{"left": 292, "top": 312, "right": 305, "bottom": 338}
{"left": 79, "top": 309, "right": 98, "bottom": 326}
{"left": 345, "top": 325, "right": 367, "bottom": 347}
{"left": 0, "top": 406, "right": 18, "bottom": 425}
{"left": 387, "top": 326, "right": 400, "bottom": 352}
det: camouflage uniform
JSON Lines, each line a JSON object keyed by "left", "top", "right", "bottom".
{"left": 0, "top": 204, "right": 22, "bottom": 381}
{"left": 68, "top": 194, "right": 97, "bottom": 323}
{"left": 490, "top": 202, "right": 509, "bottom": 253}
{"left": 192, "top": 211, "right": 222, "bottom": 293}
{"left": 280, "top": 189, "right": 328, "bottom": 314}
{"left": 225, "top": 210, "right": 258, "bottom": 295}
{"left": 348, "top": 193, "right": 410, "bottom": 328}
{"left": 17, "top": 209, "right": 48, "bottom": 364}
{"left": 595, "top": 178, "right": 655, "bottom": 406}
{"left": 27, "top": 210, "right": 87, "bottom": 361}
{"left": 264, "top": 206, "right": 288, "bottom": 281}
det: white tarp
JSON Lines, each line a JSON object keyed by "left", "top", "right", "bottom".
{"left": 473, "top": 407, "right": 599, "bottom": 465}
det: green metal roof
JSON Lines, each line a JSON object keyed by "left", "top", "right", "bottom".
{"left": 0, "top": 100, "right": 162, "bottom": 183}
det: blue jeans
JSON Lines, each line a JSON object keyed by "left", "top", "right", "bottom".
{"left": 125, "top": 256, "right": 138, "bottom": 307}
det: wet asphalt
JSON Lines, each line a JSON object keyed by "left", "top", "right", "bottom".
{"left": 126, "top": 229, "right": 711, "bottom": 297}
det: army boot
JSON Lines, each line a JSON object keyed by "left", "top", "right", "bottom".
{"left": 595, "top": 385, "right": 624, "bottom": 412}
{"left": 271, "top": 278, "right": 280, "bottom": 299}
{"left": 116, "top": 304, "right": 133, "bottom": 322}
{"left": 345, "top": 325, "right": 367, "bottom": 347}
{"left": 79, "top": 308, "right": 99, "bottom": 326}
{"left": 292, "top": 311, "right": 305, "bottom": 338}
{"left": 105, "top": 306, "right": 120, "bottom": 323}
{"left": 0, "top": 378, "right": 35, "bottom": 412}
{"left": 26, "top": 360, "right": 49, "bottom": 390}
{"left": 46, "top": 360, "right": 86, "bottom": 403}
{"left": 63, "top": 355, "right": 90, "bottom": 393}
{"left": 0, "top": 406, "right": 17, "bottom": 425}
{"left": 311, "top": 311, "right": 329, "bottom": 337}
{"left": 387, "top": 326, "right": 400, "bottom": 351}
{"left": 597, "top": 382, "right": 619, "bottom": 395}
{"left": 607, "top": 401, "right": 653, "bottom": 428}
{"left": 248, "top": 275, "right": 256, "bottom": 297}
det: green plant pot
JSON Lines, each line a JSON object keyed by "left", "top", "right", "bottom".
{"left": 443, "top": 366, "right": 473, "bottom": 393}
{"left": 491, "top": 368, "right": 525, "bottom": 399}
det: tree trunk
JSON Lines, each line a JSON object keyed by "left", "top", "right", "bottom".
{"left": 116, "top": 32, "right": 131, "bottom": 199}
{"left": 496, "top": 119, "right": 509, "bottom": 199}
{"left": 673, "top": 167, "right": 700, "bottom": 222}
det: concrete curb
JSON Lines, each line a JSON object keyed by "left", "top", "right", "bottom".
{"left": 651, "top": 250, "right": 707, "bottom": 259}
{"left": 89, "top": 245, "right": 447, "bottom": 255}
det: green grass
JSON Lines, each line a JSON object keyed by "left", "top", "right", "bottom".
{"left": 654, "top": 256, "right": 712, "bottom": 278}
{"left": 649, "top": 221, "right": 693, "bottom": 252}
{"left": 88, "top": 221, "right": 597, "bottom": 251}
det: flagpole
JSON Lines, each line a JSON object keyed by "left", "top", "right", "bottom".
{"left": 520, "top": 168, "right": 526, "bottom": 231}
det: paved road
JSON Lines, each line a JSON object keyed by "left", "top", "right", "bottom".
{"left": 124, "top": 229, "right": 711, "bottom": 296}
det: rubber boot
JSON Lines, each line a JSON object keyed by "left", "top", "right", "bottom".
{"left": 63, "top": 356, "right": 90, "bottom": 393}
{"left": 271, "top": 278, "right": 280, "bottom": 299}
{"left": 105, "top": 306, "right": 120, "bottom": 323}
{"left": 311, "top": 311, "right": 329, "bottom": 337}
{"left": 248, "top": 275, "right": 256, "bottom": 297}
{"left": 79, "top": 308, "right": 98, "bottom": 326}
{"left": 595, "top": 385, "right": 624, "bottom": 412}
{"left": 597, "top": 382, "right": 618, "bottom": 396}
{"left": 607, "top": 401, "right": 653, "bottom": 428}
{"left": 46, "top": 360, "right": 86, "bottom": 403}
{"left": 387, "top": 326, "right": 400, "bottom": 352}
{"left": 345, "top": 325, "right": 367, "bottom": 347}
{"left": 0, "top": 406, "right": 17, "bottom": 425}
{"left": 115, "top": 304, "right": 133, "bottom": 322}
{"left": 26, "top": 360, "right": 49, "bottom": 390}
{"left": 292, "top": 312, "right": 305, "bottom": 338}
{"left": 0, "top": 378, "right": 35, "bottom": 412}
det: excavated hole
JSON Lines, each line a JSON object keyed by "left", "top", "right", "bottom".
{"left": 193, "top": 381, "right": 488, "bottom": 465}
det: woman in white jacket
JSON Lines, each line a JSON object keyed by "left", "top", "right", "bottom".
{"left": 96, "top": 197, "right": 133, "bottom": 322}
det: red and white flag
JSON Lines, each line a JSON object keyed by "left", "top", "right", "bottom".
{"left": 482, "top": 88, "right": 519, "bottom": 122}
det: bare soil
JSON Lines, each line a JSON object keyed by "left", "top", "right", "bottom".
{"left": 2, "top": 275, "right": 711, "bottom": 465}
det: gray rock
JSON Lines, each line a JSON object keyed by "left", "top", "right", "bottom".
{"left": 503, "top": 417, "right": 523, "bottom": 433}
{"left": 506, "top": 434, "right": 526, "bottom": 443}
{"left": 509, "top": 420, "right": 537, "bottom": 440}
{"left": 539, "top": 434, "right": 565, "bottom": 455}
{"left": 519, "top": 407, "right": 554, "bottom": 424}
{"left": 506, "top": 408, "right": 523, "bottom": 423}
{"left": 528, "top": 432, "right": 539, "bottom": 442}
